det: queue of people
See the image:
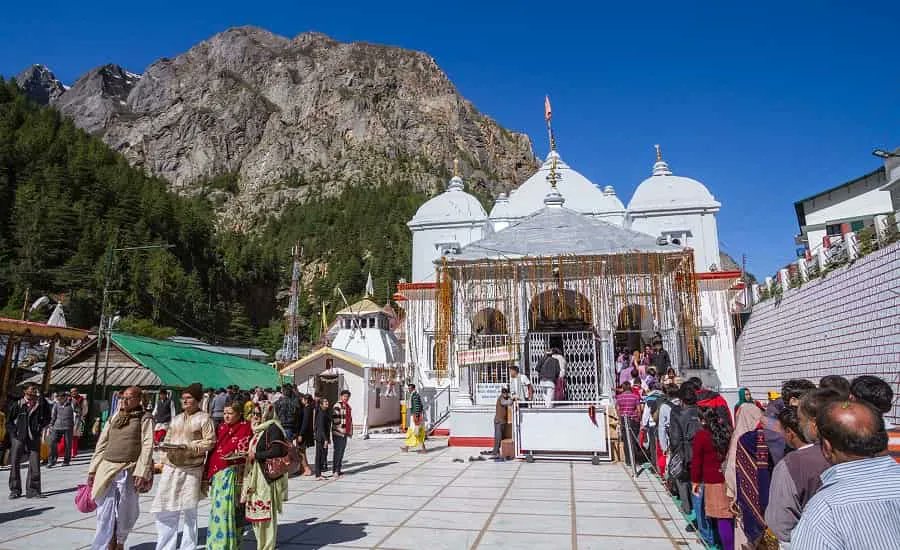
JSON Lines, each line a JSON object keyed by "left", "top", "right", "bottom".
{"left": 615, "top": 372, "right": 900, "bottom": 550}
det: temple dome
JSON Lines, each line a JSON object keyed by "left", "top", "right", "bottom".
{"left": 504, "top": 151, "right": 610, "bottom": 218}
{"left": 409, "top": 175, "right": 487, "bottom": 226}
{"left": 489, "top": 192, "right": 513, "bottom": 219}
{"left": 628, "top": 156, "right": 719, "bottom": 211}
{"left": 597, "top": 185, "right": 626, "bottom": 213}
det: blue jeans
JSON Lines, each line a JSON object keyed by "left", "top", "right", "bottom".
{"left": 692, "top": 486, "right": 716, "bottom": 546}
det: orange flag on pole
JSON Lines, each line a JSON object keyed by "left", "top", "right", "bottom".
{"left": 544, "top": 95, "right": 552, "bottom": 122}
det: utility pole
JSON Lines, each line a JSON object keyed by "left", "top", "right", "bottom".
{"left": 89, "top": 241, "right": 174, "bottom": 411}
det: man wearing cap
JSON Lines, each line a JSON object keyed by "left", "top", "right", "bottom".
{"left": 152, "top": 383, "right": 215, "bottom": 550}
{"left": 490, "top": 387, "right": 513, "bottom": 457}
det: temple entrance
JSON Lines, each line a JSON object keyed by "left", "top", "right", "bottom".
{"left": 525, "top": 289, "right": 599, "bottom": 401}
{"left": 316, "top": 372, "right": 340, "bottom": 405}
{"left": 528, "top": 289, "right": 592, "bottom": 332}
{"left": 614, "top": 304, "right": 655, "bottom": 355}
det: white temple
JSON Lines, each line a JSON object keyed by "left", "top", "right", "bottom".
{"left": 397, "top": 126, "right": 742, "bottom": 445}
{"left": 282, "top": 297, "right": 404, "bottom": 432}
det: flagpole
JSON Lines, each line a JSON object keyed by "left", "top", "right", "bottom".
{"left": 544, "top": 95, "right": 560, "bottom": 190}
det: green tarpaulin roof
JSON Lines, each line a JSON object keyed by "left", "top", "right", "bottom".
{"left": 111, "top": 332, "right": 281, "bottom": 389}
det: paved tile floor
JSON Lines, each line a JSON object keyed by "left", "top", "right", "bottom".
{"left": 0, "top": 438, "right": 704, "bottom": 549}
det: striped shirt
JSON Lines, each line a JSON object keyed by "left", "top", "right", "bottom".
{"left": 791, "top": 455, "right": 900, "bottom": 550}
{"left": 615, "top": 392, "right": 641, "bottom": 420}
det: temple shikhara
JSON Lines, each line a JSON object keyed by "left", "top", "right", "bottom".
{"left": 394, "top": 103, "right": 744, "bottom": 451}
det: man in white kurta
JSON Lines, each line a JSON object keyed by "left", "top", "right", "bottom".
{"left": 87, "top": 386, "right": 154, "bottom": 550}
{"left": 152, "top": 383, "right": 215, "bottom": 550}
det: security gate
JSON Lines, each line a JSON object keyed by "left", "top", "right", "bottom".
{"left": 527, "top": 331, "right": 601, "bottom": 401}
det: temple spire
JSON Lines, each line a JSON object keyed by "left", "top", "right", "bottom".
{"left": 652, "top": 144, "right": 673, "bottom": 176}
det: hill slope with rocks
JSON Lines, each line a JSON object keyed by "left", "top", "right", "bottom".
{"left": 17, "top": 27, "right": 537, "bottom": 222}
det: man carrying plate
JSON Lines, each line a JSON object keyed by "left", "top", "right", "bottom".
{"left": 151, "top": 383, "right": 216, "bottom": 550}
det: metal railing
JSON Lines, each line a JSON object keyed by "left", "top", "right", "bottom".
{"left": 428, "top": 385, "right": 452, "bottom": 434}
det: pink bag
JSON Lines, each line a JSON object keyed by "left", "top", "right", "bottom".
{"left": 75, "top": 483, "right": 96, "bottom": 513}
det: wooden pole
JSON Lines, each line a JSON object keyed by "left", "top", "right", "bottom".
{"left": 1, "top": 337, "right": 16, "bottom": 399}
{"left": 41, "top": 339, "right": 57, "bottom": 396}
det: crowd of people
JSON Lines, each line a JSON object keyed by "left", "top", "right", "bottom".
{"left": 615, "top": 370, "right": 900, "bottom": 550}
{"left": 1, "top": 385, "right": 88, "bottom": 498}
{"left": 3, "top": 382, "right": 358, "bottom": 550}
{"left": 4, "top": 362, "right": 898, "bottom": 550}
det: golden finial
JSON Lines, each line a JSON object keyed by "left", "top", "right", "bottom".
{"left": 452, "top": 158, "right": 460, "bottom": 178}
{"left": 655, "top": 144, "right": 662, "bottom": 162}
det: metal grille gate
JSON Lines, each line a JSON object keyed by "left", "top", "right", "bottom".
{"left": 527, "top": 331, "right": 601, "bottom": 401}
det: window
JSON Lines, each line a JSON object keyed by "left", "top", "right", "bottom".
{"left": 850, "top": 220, "right": 865, "bottom": 232}
{"left": 375, "top": 387, "right": 381, "bottom": 409}
{"left": 826, "top": 223, "right": 843, "bottom": 236}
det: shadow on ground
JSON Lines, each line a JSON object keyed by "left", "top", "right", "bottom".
{"left": 342, "top": 461, "right": 397, "bottom": 475}
{"left": 0, "top": 506, "right": 53, "bottom": 523}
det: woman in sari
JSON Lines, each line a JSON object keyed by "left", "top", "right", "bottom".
{"left": 205, "top": 402, "right": 252, "bottom": 550}
{"left": 724, "top": 398, "right": 764, "bottom": 549}
{"left": 241, "top": 402, "right": 288, "bottom": 550}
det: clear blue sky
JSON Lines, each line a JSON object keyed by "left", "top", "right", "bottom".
{"left": 2, "top": 0, "right": 897, "bottom": 277}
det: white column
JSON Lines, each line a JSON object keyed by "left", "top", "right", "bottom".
{"left": 765, "top": 276, "right": 773, "bottom": 291}
{"left": 778, "top": 268, "right": 790, "bottom": 288}
{"left": 817, "top": 248, "right": 828, "bottom": 271}
{"left": 362, "top": 366, "right": 370, "bottom": 437}
{"left": 751, "top": 284, "right": 761, "bottom": 304}
{"left": 797, "top": 258, "right": 808, "bottom": 282}
{"left": 843, "top": 231, "right": 859, "bottom": 260}
{"left": 873, "top": 214, "right": 889, "bottom": 244}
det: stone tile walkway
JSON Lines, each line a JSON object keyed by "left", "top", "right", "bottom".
{"left": 0, "top": 438, "right": 703, "bottom": 549}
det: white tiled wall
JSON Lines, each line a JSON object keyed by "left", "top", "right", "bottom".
{"left": 737, "top": 243, "right": 900, "bottom": 424}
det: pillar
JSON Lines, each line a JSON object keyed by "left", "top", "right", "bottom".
{"left": 797, "top": 258, "right": 808, "bottom": 282}
{"left": 843, "top": 231, "right": 859, "bottom": 260}
{"left": 41, "top": 340, "right": 57, "bottom": 395}
{"left": 1, "top": 337, "right": 16, "bottom": 400}
{"left": 817, "top": 247, "right": 828, "bottom": 271}
{"left": 778, "top": 268, "right": 790, "bottom": 288}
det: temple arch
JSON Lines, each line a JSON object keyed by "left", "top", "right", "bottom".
{"left": 471, "top": 307, "right": 508, "bottom": 336}
{"left": 528, "top": 289, "right": 592, "bottom": 332}
{"left": 615, "top": 304, "right": 655, "bottom": 353}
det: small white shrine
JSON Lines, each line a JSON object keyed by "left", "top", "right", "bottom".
{"left": 396, "top": 108, "right": 743, "bottom": 447}
{"left": 281, "top": 296, "right": 404, "bottom": 432}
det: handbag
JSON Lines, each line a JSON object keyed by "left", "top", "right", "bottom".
{"left": 75, "top": 483, "right": 96, "bottom": 513}
{"left": 263, "top": 439, "right": 301, "bottom": 481}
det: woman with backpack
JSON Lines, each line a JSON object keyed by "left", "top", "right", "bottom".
{"left": 691, "top": 407, "right": 736, "bottom": 550}
{"left": 241, "top": 402, "right": 289, "bottom": 550}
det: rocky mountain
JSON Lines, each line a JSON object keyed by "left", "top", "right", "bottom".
{"left": 18, "top": 27, "right": 537, "bottom": 220}
{"left": 15, "top": 65, "right": 66, "bottom": 105}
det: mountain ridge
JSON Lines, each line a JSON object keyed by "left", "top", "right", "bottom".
{"left": 17, "top": 27, "right": 538, "bottom": 222}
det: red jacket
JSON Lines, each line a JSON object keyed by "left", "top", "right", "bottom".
{"left": 690, "top": 428, "right": 726, "bottom": 484}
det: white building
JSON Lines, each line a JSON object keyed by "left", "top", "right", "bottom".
{"left": 281, "top": 298, "right": 404, "bottom": 432}
{"left": 794, "top": 151, "right": 897, "bottom": 254}
{"left": 397, "top": 139, "right": 743, "bottom": 444}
